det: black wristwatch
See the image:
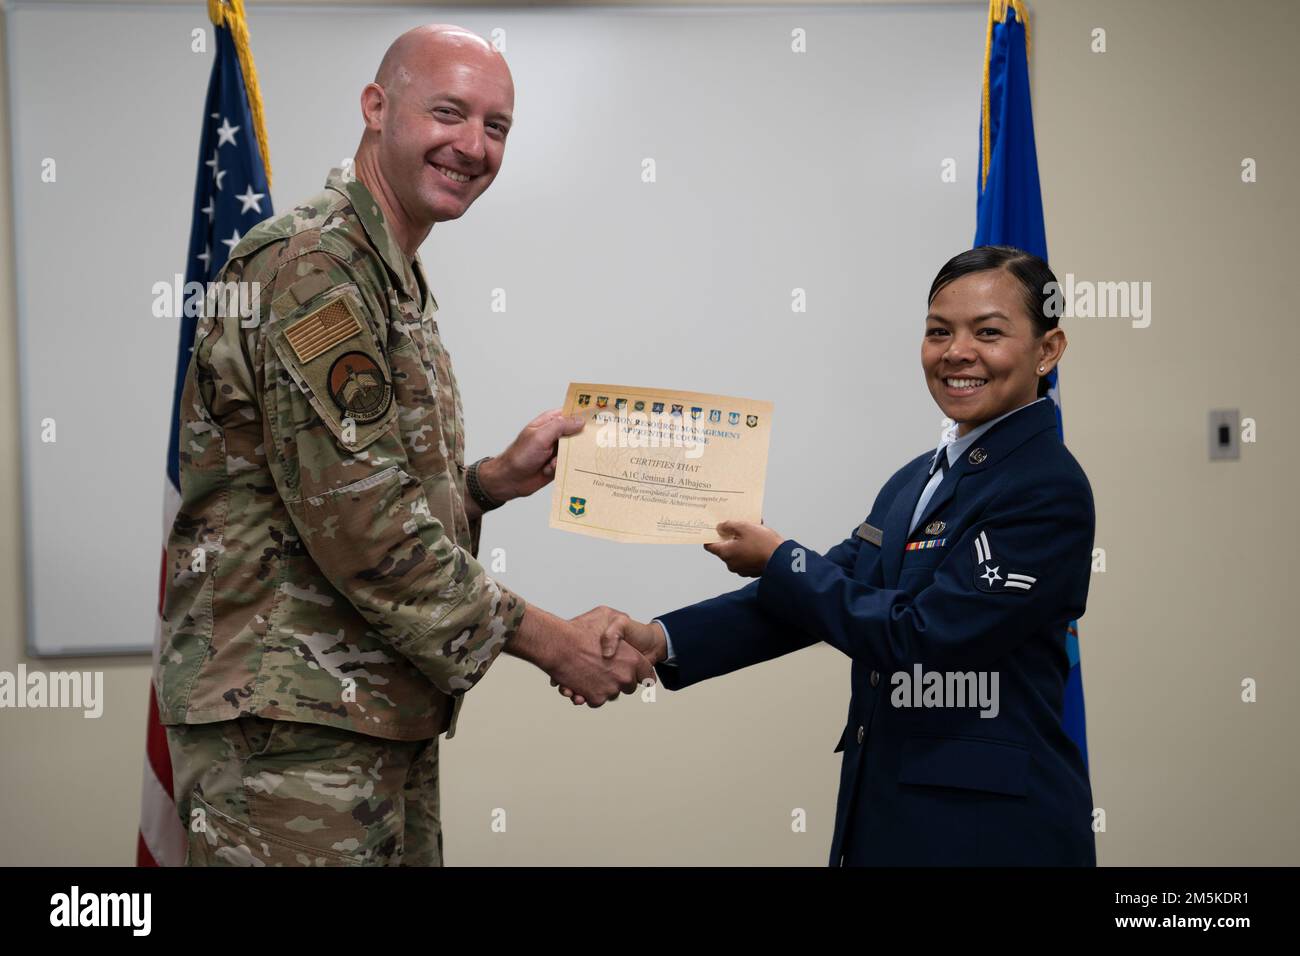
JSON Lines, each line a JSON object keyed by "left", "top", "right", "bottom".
{"left": 466, "top": 456, "right": 504, "bottom": 513}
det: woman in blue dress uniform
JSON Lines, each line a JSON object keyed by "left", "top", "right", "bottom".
{"left": 569, "top": 245, "right": 1096, "bottom": 866}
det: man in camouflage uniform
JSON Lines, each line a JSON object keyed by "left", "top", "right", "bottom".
{"left": 156, "top": 24, "right": 652, "bottom": 866}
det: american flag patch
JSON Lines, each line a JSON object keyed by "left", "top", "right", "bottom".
{"left": 283, "top": 296, "right": 364, "bottom": 363}
{"left": 905, "top": 538, "right": 946, "bottom": 551}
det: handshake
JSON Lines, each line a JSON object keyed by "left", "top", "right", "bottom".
{"left": 480, "top": 408, "right": 789, "bottom": 705}
{"left": 501, "top": 519, "right": 790, "bottom": 706}
{"left": 508, "top": 605, "right": 669, "bottom": 707}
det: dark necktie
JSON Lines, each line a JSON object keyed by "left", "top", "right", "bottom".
{"left": 932, "top": 446, "right": 951, "bottom": 478}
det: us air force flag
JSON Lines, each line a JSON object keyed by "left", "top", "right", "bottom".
{"left": 975, "top": 0, "right": 1090, "bottom": 766}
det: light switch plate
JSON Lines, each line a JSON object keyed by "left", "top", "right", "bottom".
{"left": 1209, "top": 409, "right": 1239, "bottom": 461}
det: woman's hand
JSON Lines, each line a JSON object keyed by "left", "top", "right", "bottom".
{"left": 704, "top": 520, "right": 785, "bottom": 577}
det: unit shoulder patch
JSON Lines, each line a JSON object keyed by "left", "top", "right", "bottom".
{"left": 326, "top": 350, "right": 392, "bottom": 424}
{"left": 267, "top": 287, "right": 395, "bottom": 451}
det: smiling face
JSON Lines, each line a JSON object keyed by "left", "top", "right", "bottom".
{"left": 922, "top": 268, "right": 1065, "bottom": 435}
{"left": 364, "top": 30, "right": 514, "bottom": 226}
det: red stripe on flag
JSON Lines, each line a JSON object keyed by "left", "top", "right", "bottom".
{"left": 139, "top": 537, "right": 185, "bottom": 866}
{"left": 136, "top": 828, "right": 158, "bottom": 868}
{"left": 145, "top": 678, "right": 175, "bottom": 796}
{"left": 138, "top": 658, "right": 179, "bottom": 865}
{"left": 157, "top": 540, "right": 168, "bottom": 617}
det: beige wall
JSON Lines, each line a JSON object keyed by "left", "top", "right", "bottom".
{"left": 1, "top": 0, "right": 1296, "bottom": 866}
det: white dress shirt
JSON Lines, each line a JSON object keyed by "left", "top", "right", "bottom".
{"left": 908, "top": 397, "right": 1049, "bottom": 536}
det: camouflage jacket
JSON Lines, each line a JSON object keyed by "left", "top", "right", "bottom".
{"left": 156, "top": 167, "right": 526, "bottom": 741}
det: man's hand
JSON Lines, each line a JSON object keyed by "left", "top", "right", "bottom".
{"left": 553, "top": 608, "right": 668, "bottom": 706}
{"left": 477, "top": 409, "right": 585, "bottom": 506}
{"left": 703, "top": 520, "right": 785, "bottom": 577}
{"left": 506, "top": 606, "right": 653, "bottom": 707}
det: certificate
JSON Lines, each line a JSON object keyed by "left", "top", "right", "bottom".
{"left": 549, "top": 383, "right": 774, "bottom": 544}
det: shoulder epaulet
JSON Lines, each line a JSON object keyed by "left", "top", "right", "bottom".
{"left": 226, "top": 187, "right": 349, "bottom": 269}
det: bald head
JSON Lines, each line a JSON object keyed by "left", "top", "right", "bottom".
{"left": 374, "top": 24, "right": 508, "bottom": 101}
{"left": 353, "top": 23, "right": 516, "bottom": 244}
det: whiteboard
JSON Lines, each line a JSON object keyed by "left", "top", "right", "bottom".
{"left": 7, "top": 2, "right": 985, "bottom": 656}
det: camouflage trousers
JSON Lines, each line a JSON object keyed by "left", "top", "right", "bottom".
{"left": 165, "top": 716, "right": 442, "bottom": 866}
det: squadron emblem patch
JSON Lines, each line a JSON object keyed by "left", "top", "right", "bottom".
{"left": 327, "top": 351, "right": 392, "bottom": 424}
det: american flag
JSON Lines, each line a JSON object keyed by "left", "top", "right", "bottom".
{"left": 138, "top": 1, "right": 273, "bottom": 867}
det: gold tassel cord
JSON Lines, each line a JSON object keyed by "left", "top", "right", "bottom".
{"left": 980, "top": 0, "right": 1032, "bottom": 194}
{"left": 207, "top": 0, "right": 272, "bottom": 189}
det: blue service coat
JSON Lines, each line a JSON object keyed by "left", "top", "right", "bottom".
{"left": 656, "top": 398, "right": 1096, "bottom": 865}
